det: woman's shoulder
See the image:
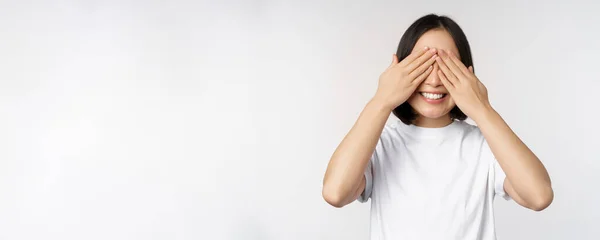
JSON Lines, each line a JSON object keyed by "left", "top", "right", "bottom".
{"left": 454, "top": 120, "right": 481, "bottom": 133}
{"left": 454, "top": 120, "right": 488, "bottom": 144}
{"left": 375, "top": 120, "right": 406, "bottom": 143}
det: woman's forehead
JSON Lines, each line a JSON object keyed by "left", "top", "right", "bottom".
{"left": 411, "top": 29, "right": 460, "bottom": 58}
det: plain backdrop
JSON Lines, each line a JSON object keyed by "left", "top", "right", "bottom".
{"left": 1, "top": 0, "right": 599, "bottom": 239}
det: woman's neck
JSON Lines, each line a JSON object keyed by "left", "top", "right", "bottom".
{"left": 413, "top": 115, "right": 453, "bottom": 128}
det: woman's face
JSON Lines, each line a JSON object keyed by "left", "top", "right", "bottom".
{"left": 406, "top": 29, "right": 461, "bottom": 124}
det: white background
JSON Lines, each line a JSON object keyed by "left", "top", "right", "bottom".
{"left": 1, "top": 0, "right": 599, "bottom": 239}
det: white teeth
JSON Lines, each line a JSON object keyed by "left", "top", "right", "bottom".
{"left": 421, "top": 92, "right": 444, "bottom": 100}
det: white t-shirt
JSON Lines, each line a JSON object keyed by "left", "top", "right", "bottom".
{"left": 358, "top": 120, "right": 511, "bottom": 240}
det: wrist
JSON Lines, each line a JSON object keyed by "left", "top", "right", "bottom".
{"left": 472, "top": 105, "right": 498, "bottom": 125}
{"left": 368, "top": 97, "right": 395, "bottom": 114}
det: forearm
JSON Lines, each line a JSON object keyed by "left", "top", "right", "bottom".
{"left": 322, "top": 98, "right": 391, "bottom": 207}
{"left": 475, "top": 108, "right": 553, "bottom": 205}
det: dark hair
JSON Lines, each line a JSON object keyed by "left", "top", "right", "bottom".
{"left": 393, "top": 14, "right": 472, "bottom": 125}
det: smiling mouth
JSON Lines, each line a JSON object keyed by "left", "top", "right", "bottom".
{"left": 420, "top": 92, "right": 447, "bottom": 100}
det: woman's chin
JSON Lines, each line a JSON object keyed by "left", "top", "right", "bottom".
{"left": 415, "top": 110, "right": 450, "bottom": 120}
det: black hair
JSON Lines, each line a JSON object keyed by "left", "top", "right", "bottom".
{"left": 393, "top": 14, "right": 472, "bottom": 125}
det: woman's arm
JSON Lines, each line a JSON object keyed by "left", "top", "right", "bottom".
{"left": 322, "top": 99, "right": 390, "bottom": 208}
{"left": 475, "top": 109, "right": 553, "bottom": 211}
{"left": 435, "top": 49, "right": 553, "bottom": 211}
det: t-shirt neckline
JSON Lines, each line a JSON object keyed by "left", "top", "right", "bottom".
{"left": 396, "top": 120, "right": 462, "bottom": 138}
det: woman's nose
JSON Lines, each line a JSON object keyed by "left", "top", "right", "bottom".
{"left": 423, "top": 63, "right": 442, "bottom": 87}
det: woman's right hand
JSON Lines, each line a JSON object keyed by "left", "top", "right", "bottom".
{"left": 374, "top": 47, "right": 438, "bottom": 110}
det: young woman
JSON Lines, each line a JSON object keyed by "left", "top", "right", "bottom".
{"left": 322, "top": 14, "right": 553, "bottom": 239}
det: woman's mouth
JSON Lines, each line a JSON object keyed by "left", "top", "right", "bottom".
{"left": 420, "top": 92, "right": 447, "bottom": 100}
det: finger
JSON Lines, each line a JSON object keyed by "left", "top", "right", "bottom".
{"left": 437, "top": 69, "right": 454, "bottom": 89}
{"left": 468, "top": 66, "right": 474, "bottom": 73}
{"left": 413, "top": 65, "right": 434, "bottom": 85}
{"left": 399, "top": 46, "right": 433, "bottom": 67}
{"left": 435, "top": 56, "right": 459, "bottom": 84}
{"left": 446, "top": 50, "right": 471, "bottom": 76}
{"left": 439, "top": 50, "right": 466, "bottom": 80}
{"left": 388, "top": 54, "right": 399, "bottom": 68}
{"left": 409, "top": 53, "right": 437, "bottom": 81}
{"left": 404, "top": 48, "right": 437, "bottom": 71}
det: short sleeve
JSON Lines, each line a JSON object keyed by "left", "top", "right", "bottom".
{"left": 492, "top": 158, "right": 511, "bottom": 201}
{"left": 483, "top": 140, "right": 511, "bottom": 201}
{"left": 357, "top": 157, "right": 374, "bottom": 203}
{"left": 357, "top": 125, "right": 390, "bottom": 203}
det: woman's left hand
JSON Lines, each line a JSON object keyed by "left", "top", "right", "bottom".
{"left": 435, "top": 49, "right": 492, "bottom": 122}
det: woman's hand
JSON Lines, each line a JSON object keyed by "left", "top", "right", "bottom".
{"left": 435, "top": 49, "right": 491, "bottom": 122}
{"left": 374, "top": 47, "right": 438, "bottom": 110}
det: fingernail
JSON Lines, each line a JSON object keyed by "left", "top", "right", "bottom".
{"left": 424, "top": 46, "right": 429, "bottom": 50}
